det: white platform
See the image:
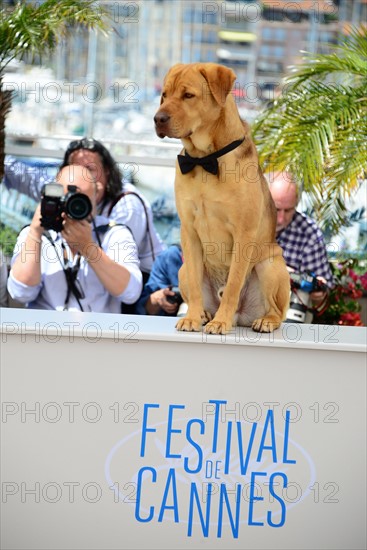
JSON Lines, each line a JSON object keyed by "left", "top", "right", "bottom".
{"left": 1, "top": 308, "right": 366, "bottom": 550}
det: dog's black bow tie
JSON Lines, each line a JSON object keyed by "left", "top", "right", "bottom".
{"left": 177, "top": 137, "right": 245, "bottom": 176}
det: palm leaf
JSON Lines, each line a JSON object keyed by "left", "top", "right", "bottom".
{"left": 252, "top": 25, "right": 367, "bottom": 235}
{"left": 0, "top": 0, "right": 109, "bottom": 70}
{"left": 288, "top": 26, "right": 367, "bottom": 86}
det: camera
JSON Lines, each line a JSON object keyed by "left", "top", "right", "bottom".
{"left": 40, "top": 183, "right": 92, "bottom": 232}
{"left": 285, "top": 270, "right": 328, "bottom": 323}
{"left": 166, "top": 286, "right": 183, "bottom": 305}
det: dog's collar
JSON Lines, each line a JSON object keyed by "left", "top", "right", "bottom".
{"left": 177, "top": 137, "right": 246, "bottom": 176}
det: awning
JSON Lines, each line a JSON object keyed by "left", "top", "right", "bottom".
{"left": 218, "top": 30, "right": 257, "bottom": 42}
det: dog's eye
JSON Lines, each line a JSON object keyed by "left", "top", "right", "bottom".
{"left": 183, "top": 93, "right": 194, "bottom": 99}
{"left": 161, "top": 92, "right": 167, "bottom": 99}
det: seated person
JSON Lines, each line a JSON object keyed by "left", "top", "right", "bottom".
{"left": 4, "top": 138, "right": 166, "bottom": 277}
{"left": 7, "top": 165, "right": 142, "bottom": 312}
{"left": 268, "top": 171, "right": 334, "bottom": 307}
{"left": 136, "top": 244, "right": 183, "bottom": 316}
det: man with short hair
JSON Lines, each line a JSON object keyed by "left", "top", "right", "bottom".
{"left": 7, "top": 165, "right": 142, "bottom": 312}
{"left": 268, "top": 171, "right": 334, "bottom": 305}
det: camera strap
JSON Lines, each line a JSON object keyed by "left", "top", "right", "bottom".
{"left": 61, "top": 245, "right": 84, "bottom": 311}
{"left": 106, "top": 191, "right": 156, "bottom": 263}
{"left": 93, "top": 219, "right": 132, "bottom": 245}
{"left": 43, "top": 231, "right": 85, "bottom": 311}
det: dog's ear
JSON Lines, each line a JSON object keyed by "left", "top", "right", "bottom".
{"left": 199, "top": 64, "right": 236, "bottom": 106}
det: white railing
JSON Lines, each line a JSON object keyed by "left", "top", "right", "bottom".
{"left": 5, "top": 133, "right": 182, "bottom": 166}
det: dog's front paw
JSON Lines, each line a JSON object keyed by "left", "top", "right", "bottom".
{"left": 204, "top": 319, "right": 232, "bottom": 335}
{"left": 252, "top": 316, "right": 281, "bottom": 333}
{"left": 176, "top": 317, "right": 203, "bottom": 332}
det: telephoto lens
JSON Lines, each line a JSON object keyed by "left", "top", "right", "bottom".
{"left": 65, "top": 191, "right": 92, "bottom": 220}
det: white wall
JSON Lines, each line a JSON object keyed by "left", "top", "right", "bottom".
{"left": 1, "top": 308, "right": 366, "bottom": 550}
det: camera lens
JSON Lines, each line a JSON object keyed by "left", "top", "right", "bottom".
{"left": 167, "top": 286, "right": 183, "bottom": 305}
{"left": 65, "top": 193, "right": 92, "bottom": 220}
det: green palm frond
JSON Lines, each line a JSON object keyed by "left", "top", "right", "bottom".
{"left": 252, "top": 26, "right": 367, "bottom": 235}
{"left": 288, "top": 27, "right": 367, "bottom": 85}
{"left": 0, "top": 0, "right": 108, "bottom": 71}
{"left": 288, "top": 51, "right": 367, "bottom": 86}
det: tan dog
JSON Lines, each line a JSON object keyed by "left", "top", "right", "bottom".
{"left": 154, "top": 62, "right": 290, "bottom": 334}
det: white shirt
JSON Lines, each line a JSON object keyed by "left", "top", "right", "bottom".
{"left": 99, "top": 182, "right": 166, "bottom": 273}
{"left": 7, "top": 216, "right": 142, "bottom": 313}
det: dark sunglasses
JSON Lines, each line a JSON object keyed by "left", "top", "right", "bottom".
{"left": 65, "top": 137, "right": 105, "bottom": 158}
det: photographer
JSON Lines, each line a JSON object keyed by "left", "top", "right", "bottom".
{"left": 136, "top": 244, "right": 183, "bottom": 316}
{"left": 267, "top": 171, "right": 334, "bottom": 307}
{"left": 7, "top": 165, "right": 142, "bottom": 312}
{"left": 3, "top": 138, "right": 166, "bottom": 277}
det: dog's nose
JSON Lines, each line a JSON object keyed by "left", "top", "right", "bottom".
{"left": 154, "top": 112, "right": 170, "bottom": 126}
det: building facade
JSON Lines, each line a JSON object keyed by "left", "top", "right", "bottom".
{"left": 58, "top": 0, "right": 365, "bottom": 103}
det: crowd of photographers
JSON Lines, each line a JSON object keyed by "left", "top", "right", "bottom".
{"left": 1, "top": 138, "right": 334, "bottom": 320}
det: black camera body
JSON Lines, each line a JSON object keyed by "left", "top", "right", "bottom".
{"left": 166, "top": 286, "right": 183, "bottom": 305}
{"left": 285, "top": 270, "right": 327, "bottom": 323}
{"left": 40, "top": 183, "right": 92, "bottom": 232}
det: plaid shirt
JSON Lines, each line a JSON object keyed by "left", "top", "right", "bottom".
{"left": 276, "top": 211, "right": 334, "bottom": 287}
